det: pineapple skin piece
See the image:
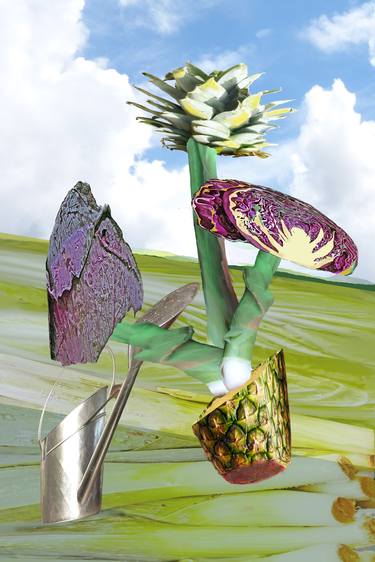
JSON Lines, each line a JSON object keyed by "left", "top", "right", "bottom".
{"left": 192, "top": 350, "right": 291, "bottom": 484}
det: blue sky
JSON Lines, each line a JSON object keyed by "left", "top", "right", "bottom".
{"left": 0, "top": 0, "right": 374, "bottom": 281}
{"left": 81, "top": 0, "right": 375, "bottom": 157}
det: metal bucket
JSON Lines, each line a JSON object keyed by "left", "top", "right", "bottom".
{"left": 39, "top": 385, "right": 109, "bottom": 524}
{"left": 39, "top": 283, "right": 199, "bottom": 524}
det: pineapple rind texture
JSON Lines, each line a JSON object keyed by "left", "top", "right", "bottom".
{"left": 192, "top": 350, "right": 291, "bottom": 484}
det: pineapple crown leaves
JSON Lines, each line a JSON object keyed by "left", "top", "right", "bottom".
{"left": 128, "top": 62, "right": 295, "bottom": 158}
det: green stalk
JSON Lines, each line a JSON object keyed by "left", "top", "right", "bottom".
{"left": 101, "top": 352, "right": 375, "bottom": 455}
{"left": 222, "top": 250, "right": 280, "bottom": 387}
{"left": 100, "top": 456, "right": 356, "bottom": 508}
{"left": 189, "top": 545, "right": 368, "bottom": 562}
{"left": 5, "top": 517, "right": 371, "bottom": 559}
{"left": 113, "top": 321, "right": 223, "bottom": 384}
{"left": 260, "top": 546, "right": 373, "bottom": 562}
{"left": 152, "top": 387, "right": 373, "bottom": 459}
{"left": 125, "top": 489, "right": 356, "bottom": 526}
{"left": 358, "top": 552, "right": 375, "bottom": 562}
{"left": 292, "top": 414, "right": 374, "bottom": 456}
{"left": 187, "top": 137, "right": 238, "bottom": 348}
{"left": 292, "top": 450, "right": 373, "bottom": 471}
{"left": 300, "top": 477, "right": 375, "bottom": 501}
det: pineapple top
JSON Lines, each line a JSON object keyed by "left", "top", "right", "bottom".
{"left": 128, "top": 63, "right": 294, "bottom": 157}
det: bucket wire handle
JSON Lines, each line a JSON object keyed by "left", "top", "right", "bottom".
{"left": 38, "top": 346, "right": 116, "bottom": 445}
{"left": 38, "top": 367, "right": 65, "bottom": 444}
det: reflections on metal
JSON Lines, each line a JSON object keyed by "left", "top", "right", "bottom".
{"left": 40, "top": 283, "right": 199, "bottom": 524}
{"left": 77, "top": 282, "right": 199, "bottom": 503}
{"left": 39, "top": 386, "right": 109, "bottom": 524}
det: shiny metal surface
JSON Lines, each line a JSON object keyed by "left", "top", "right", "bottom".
{"left": 40, "top": 283, "right": 199, "bottom": 524}
{"left": 40, "top": 386, "right": 108, "bottom": 524}
{"left": 136, "top": 282, "right": 199, "bottom": 326}
{"left": 77, "top": 282, "right": 199, "bottom": 503}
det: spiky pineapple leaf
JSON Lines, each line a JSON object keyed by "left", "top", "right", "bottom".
{"left": 180, "top": 97, "right": 214, "bottom": 119}
{"left": 264, "top": 99, "right": 294, "bottom": 110}
{"left": 127, "top": 101, "right": 163, "bottom": 116}
{"left": 161, "top": 112, "right": 192, "bottom": 131}
{"left": 142, "top": 72, "right": 184, "bottom": 101}
{"left": 212, "top": 105, "right": 252, "bottom": 129}
{"left": 165, "top": 66, "right": 206, "bottom": 93}
{"left": 192, "top": 120, "right": 230, "bottom": 139}
{"left": 147, "top": 99, "right": 186, "bottom": 113}
{"left": 216, "top": 64, "right": 249, "bottom": 91}
{"left": 136, "top": 117, "right": 171, "bottom": 129}
{"left": 133, "top": 86, "right": 182, "bottom": 110}
{"left": 264, "top": 107, "right": 296, "bottom": 119}
{"left": 131, "top": 62, "right": 294, "bottom": 154}
{"left": 186, "top": 62, "right": 210, "bottom": 81}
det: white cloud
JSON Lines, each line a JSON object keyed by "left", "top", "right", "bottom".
{"left": 195, "top": 46, "right": 255, "bottom": 73}
{"left": 304, "top": 1, "right": 375, "bottom": 66}
{"left": 287, "top": 79, "right": 375, "bottom": 281}
{"left": 0, "top": 1, "right": 374, "bottom": 286}
{"left": 0, "top": 0, "right": 197, "bottom": 257}
{"left": 118, "top": 0, "right": 221, "bottom": 35}
{"left": 119, "top": 0, "right": 181, "bottom": 34}
{"left": 111, "top": 160, "right": 195, "bottom": 255}
{"left": 221, "top": 79, "right": 375, "bottom": 282}
{"left": 256, "top": 28, "right": 271, "bottom": 39}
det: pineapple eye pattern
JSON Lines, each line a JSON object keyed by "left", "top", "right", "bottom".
{"left": 192, "top": 350, "right": 291, "bottom": 484}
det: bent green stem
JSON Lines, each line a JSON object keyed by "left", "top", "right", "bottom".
{"left": 187, "top": 138, "right": 238, "bottom": 348}
{"left": 113, "top": 321, "right": 223, "bottom": 384}
{"left": 223, "top": 251, "right": 281, "bottom": 367}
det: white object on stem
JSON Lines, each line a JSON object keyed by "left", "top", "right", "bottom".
{"left": 221, "top": 356, "right": 252, "bottom": 391}
{"left": 207, "top": 379, "right": 228, "bottom": 396}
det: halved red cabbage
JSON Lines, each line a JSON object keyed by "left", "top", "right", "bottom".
{"left": 192, "top": 179, "right": 358, "bottom": 275}
{"left": 192, "top": 180, "right": 245, "bottom": 241}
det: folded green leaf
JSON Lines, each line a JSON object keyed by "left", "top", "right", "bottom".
{"left": 113, "top": 321, "right": 193, "bottom": 363}
{"left": 192, "top": 120, "right": 230, "bottom": 140}
{"left": 188, "top": 77, "right": 227, "bottom": 105}
{"left": 180, "top": 97, "right": 214, "bottom": 119}
{"left": 127, "top": 101, "right": 162, "bottom": 116}
{"left": 213, "top": 104, "right": 252, "bottom": 129}
{"left": 160, "top": 112, "right": 192, "bottom": 131}
{"left": 142, "top": 72, "right": 184, "bottom": 101}
{"left": 113, "top": 321, "right": 223, "bottom": 383}
{"left": 130, "top": 62, "right": 294, "bottom": 154}
{"left": 165, "top": 66, "right": 204, "bottom": 93}
{"left": 242, "top": 92, "right": 263, "bottom": 113}
{"left": 186, "top": 62, "right": 210, "bottom": 81}
{"left": 264, "top": 98, "right": 294, "bottom": 110}
{"left": 133, "top": 85, "right": 181, "bottom": 110}
{"left": 264, "top": 107, "right": 295, "bottom": 119}
{"left": 216, "top": 64, "right": 253, "bottom": 91}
